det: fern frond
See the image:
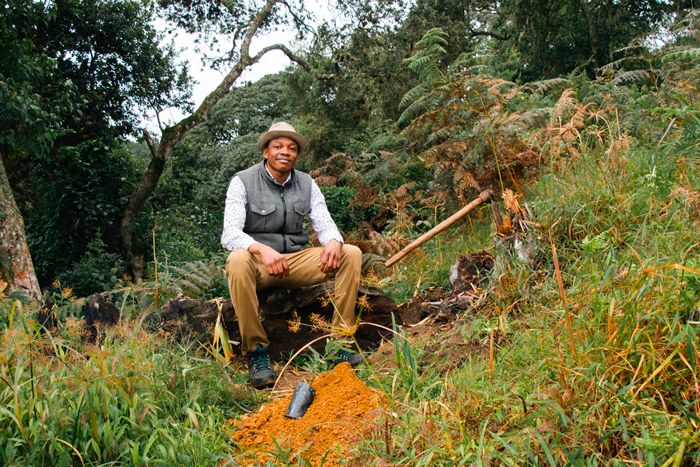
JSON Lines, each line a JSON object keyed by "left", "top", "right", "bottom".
{"left": 406, "top": 54, "right": 434, "bottom": 72}
{"left": 599, "top": 56, "right": 650, "bottom": 72}
{"left": 177, "top": 279, "right": 203, "bottom": 295}
{"left": 404, "top": 28, "right": 448, "bottom": 83}
{"left": 486, "top": 79, "right": 518, "bottom": 102}
{"left": 551, "top": 89, "right": 578, "bottom": 125}
{"left": 421, "top": 139, "right": 472, "bottom": 166}
{"left": 661, "top": 48, "right": 700, "bottom": 63}
{"left": 486, "top": 78, "right": 516, "bottom": 96}
{"left": 522, "top": 78, "right": 571, "bottom": 95}
{"left": 165, "top": 260, "right": 223, "bottom": 299}
{"left": 466, "top": 64, "right": 490, "bottom": 75}
{"left": 405, "top": 51, "right": 445, "bottom": 83}
{"left": 612, "top": 69, "right": 660, "bottom": 86}
{"left": 426, "top": 124, "right": 463, "bottom": 145}
{"left": 669, "top": 9, "right": 700, "bottom": 36}
{"left": 448, "top": 52, "right": 493, "bottom": 75}
{"left": 448, "top": 52, "right": 475, "bottom": 73}
{"left": 414, "top": 27, "right": 449, "bottom": 48}
{"left": 399, "top": 83, "right": 430, "bottom": 110}
{"left": 398, "top": 93, "right": 444, "bottom": 127}
{"left": 610, "top": 42, "right": 648, "bottom": 59}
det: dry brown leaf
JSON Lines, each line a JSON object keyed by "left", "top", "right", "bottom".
{"left": 502, "top": 189, "right": 524, "bottom": 219}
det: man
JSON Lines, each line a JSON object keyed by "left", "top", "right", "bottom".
{"left": 222, "top": 122, "right": 363, "bottom": 389}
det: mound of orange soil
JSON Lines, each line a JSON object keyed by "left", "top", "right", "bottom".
{"left": 229, "top": 363, "right": 386, "bottom": 465}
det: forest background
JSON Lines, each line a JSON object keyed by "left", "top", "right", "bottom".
{"left": 1, "top": 0, "right": 699, "bottom": 464}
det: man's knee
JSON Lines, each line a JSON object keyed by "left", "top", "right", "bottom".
{"left": 341, "top": 244, "right": 362, "bottom": 266}
{"left": 226, "top": 249, "right": 256, "bottom": 277}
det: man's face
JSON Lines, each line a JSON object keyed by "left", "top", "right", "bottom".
{"left": 263, "top": 136, "right": 299, "bottom": 175}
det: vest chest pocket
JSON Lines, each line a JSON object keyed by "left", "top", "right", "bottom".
{"left": 289, "top": 203, "right": 310, "bottom": 232}
{"left": 247, "top": 203, "right": 278, "bottom": 232}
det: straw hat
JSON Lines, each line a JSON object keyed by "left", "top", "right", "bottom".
{"left": 257, "top": 122, "right": 307, "bottom": 153}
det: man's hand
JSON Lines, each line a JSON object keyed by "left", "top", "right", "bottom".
{"left": 319, "top": 239, "right": 342, "bottom": 273}
{"left": 249, "top": 242, "right": 289, "bottom": 277}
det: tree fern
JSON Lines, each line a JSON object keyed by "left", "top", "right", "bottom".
{"left": 596, "top": 10, "right": 700, "bottom": 86}
{"left": 396, "top": 29, "right": 559, "bottom": 204}
{"left": 399, "top": 28, "right": 449, "bottom": 127}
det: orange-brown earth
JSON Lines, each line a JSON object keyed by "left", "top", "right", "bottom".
{"left": 229, "top": 363, "right": 386, "bottom": 465}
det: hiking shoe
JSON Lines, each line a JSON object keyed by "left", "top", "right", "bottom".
{"left": 330, "top": 348, "right": 364, "bottom": 368}
{"left": 246, "top": 345, "right": 276, "bottom": 389}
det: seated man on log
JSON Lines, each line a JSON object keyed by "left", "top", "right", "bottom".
{"left": 222, "top": 122, "right": 363, "bottom": 389}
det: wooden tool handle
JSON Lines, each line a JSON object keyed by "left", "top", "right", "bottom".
{"left": 384, "top": 190, "right": 494, "bottom": 267}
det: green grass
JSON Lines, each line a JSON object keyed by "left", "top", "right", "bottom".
{"left": 382, "top": 216, "right": 494, "bottom": 303}
{"left": 0, "top": 317, "right": 263, "bottom": 465}
{"left": 1, "top": 78, "right": 698, "bottom": 465}
{"left": 352, "top": 103, "right": 699, "bottom": 464}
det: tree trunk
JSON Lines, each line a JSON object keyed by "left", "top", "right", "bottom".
{"left": 0, "top": 152, "right": 42, "bottom": 304}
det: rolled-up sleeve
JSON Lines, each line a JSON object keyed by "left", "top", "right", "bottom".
{"left": 309, "top": 180, "right": 344, "bottom": 246}
{"left": 221, "top": 176, "right": 256, "bottom": 251}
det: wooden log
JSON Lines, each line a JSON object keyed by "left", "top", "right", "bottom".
{"left": 159, "top": 282, "right": 400, "bottom": 360}
{"left": 385, "top": 190, "right": 494, "bottom": 267}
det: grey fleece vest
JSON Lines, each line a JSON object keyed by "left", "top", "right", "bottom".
{"left": 236, "top": 161, "right": 312, "bottom": 253}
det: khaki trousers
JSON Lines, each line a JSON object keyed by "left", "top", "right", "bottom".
{"left": 225, "top": 244, "right": 362, "bottom": 353}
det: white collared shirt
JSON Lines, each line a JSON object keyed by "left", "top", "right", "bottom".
{"left": 221, "top": 166, "right": 344, "bottom": 251}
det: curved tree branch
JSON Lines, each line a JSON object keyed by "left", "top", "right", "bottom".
{"left": 143, "top": 130, "right": 157, "bottom": 158}
{"left": 279, "top": 0, "right": 317, "bottom": 39}
{"left": 252, "top": 43, "right": 312, "bottom": 71}
{"left": 121, "top": 0, "right": 311, "bottom": 280}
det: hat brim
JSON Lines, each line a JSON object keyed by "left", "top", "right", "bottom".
{"left": 258, "top": 130, "right": 306, "bottom": 153}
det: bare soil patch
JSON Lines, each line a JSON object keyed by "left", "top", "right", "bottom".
{"left": 229, "top": 363, "right": 386, "bottom": 465}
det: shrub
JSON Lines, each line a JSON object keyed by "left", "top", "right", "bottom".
{"left": 320, "top": 185, "right": 361, "bottom": 232}
{"left": 59, "top": 235, "right": 122, "bottom": 297}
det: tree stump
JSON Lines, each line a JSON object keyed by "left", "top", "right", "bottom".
{"left": 160, "top": 282, "right": 399, "bottom": 360}
{"left": 85, "top": 293, "right": 121, "bottom": 342}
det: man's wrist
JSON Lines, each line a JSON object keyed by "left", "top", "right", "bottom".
{"left": 247, "top": 242, "right": 265, "bottom": 254}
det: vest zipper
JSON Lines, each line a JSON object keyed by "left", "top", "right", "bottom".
{"left": 279, "top": 186, "right": 287, "bottom": 251}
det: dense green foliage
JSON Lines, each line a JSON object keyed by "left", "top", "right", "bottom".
{"left": 1, "top": 0, "right": 190, "bottom": 289}
{"left": 1, "top": 1, "right": 699, "bottom": 464}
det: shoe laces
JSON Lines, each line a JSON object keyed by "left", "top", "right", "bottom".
{"left": 335, "top": 348, "right": 357, "bottom": 361}
{"left": 249, "top": 347, "right": 273, "bottom": 373}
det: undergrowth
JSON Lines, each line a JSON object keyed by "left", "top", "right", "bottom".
{"left": 1, "top": 68, "right": 698, "bottom": 466}
{"left": 0, "top": 316, "right": 261, "bottom": 465}
{"left": 352, "top": 85, "right": 699, "bottom": 464}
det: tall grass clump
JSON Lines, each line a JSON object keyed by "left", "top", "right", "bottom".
{"left": 525, "top": 121, "right": 699, "bottom": 462}
{"left": 0, "top": 310, "right": 259, "bottom": 465}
